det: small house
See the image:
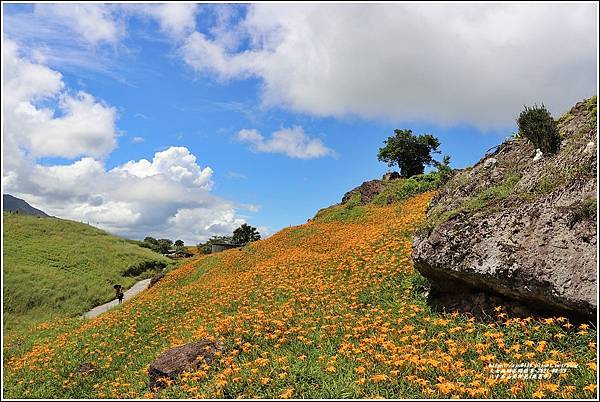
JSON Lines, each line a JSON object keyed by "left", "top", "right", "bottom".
{"left": 211, "top": 242, "right": 243, "bottom": 254}
{"left": 164, "top": 249, "right": 194, "bottom": 259}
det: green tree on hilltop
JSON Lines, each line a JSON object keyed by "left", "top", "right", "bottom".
{"left": 156, "top": 238, "right": 173, "bottom": 254}
{"left": 232, "top": 224, "right": 261, "bottom": 245}
{"left": 378, "top": 129, "right": 441, "bottom": 177}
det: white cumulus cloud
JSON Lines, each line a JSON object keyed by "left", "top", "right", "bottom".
{"left": 3, "top": 39, "right": 118, "bottom": 159}
{"left": 33, "top": 3, "right": 123, "bottom": 45}
{"left": 125, "top": 3, "right": 199, "bottom": 40}
{"left": 111, "top": 147, "right": 213, "bottom": 189}
{"left": 2, "top": 40, "right": 252, "bottom": 244}
{"left": 237, "top": 126, "right": 334, "bottom": 159}
{"left": 182, "top": 3, "right": 597, "bottom": 128}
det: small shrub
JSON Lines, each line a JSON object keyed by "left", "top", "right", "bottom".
{"left": 517, "top": 104, "right": 560, "bottom": 154}
{"left": 122, "top": 260, "right": 167, "bottom": 277}
{"left": 569, "top": 197, "right": 597, "bottom": 227}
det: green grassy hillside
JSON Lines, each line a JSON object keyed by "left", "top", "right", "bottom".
{"left": 2, "top": 212, "right": 172, "bottom": 333}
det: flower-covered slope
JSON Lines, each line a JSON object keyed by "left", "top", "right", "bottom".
{"left": 4, "top": 192, "right": 597, "bottom": 399}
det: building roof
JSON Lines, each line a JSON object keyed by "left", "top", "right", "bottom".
{"left": 211, "top": 242, "right": 243, "bottom": 247}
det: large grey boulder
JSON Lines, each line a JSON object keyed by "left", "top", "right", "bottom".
{"left": 413, "top": 97, "right": 597, "bottom": 319}
{"left": 148, "top": 340, "right": 224, "bottom": 388}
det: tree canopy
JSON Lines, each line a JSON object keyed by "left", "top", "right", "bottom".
{"left": 377, "top": 129, "right": 441, "bottom": 177}
{"left": 232, "top": 224, "right": 261, "bottom": 245}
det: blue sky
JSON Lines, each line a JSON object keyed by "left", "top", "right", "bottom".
{"left": 2, "top": 3, "right": 597, "bottom": 243}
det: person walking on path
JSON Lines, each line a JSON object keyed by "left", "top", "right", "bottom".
{"left": 114, "top": 284, "right": 124, "bottom": 304}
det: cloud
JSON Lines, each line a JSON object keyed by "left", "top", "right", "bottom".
{"left": 27, "top": 92, "right": 118, "bottom": 159}
{"left": 111, "top": 147, "right": 213, "bottom": 189}
{"left": 33, "top": 3, "right": 123, "bottom": 45}
{"left": 2, "top": 4, "right": 192, "bottom": 84}
{"left": 236, "top": 126, "right": 335, "bottom": 159}
{"left": 227, "top": 171, "right": 247, "bottom": 179}
{"left": 239, "top": 203, "right": 261, "bottom": 213}
{"left": 168, "top": 207, "right": 245, "bottom": 241}
{"left": 181, "top": 3, "right": 597, "bottom": 128}
{"left": 3, "top": 39, "right": 118, "bottom": 159}
{"left": 6, "top": 150, "right": 240, "bottom": 244}
{"left": 131, "top": 136, "right": 145, "bottom": 143}
{"left": 126, "top": 3, "right": 199, "bottom": 40}
{"left": 3, "top": 40, "right": 251, "bottom": 244}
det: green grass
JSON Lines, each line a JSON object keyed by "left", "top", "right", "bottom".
{"left": 313, "top": 193, "right": 366, "bottom": 223}
{"left": 585, "top": 95, "right": 597, "bottom": 128}
{"left": 371, "top": 173, "right": 444, "bottom": 206}
{"left": 420, "top": 172, "right": 522, "bottom": 233}
{"left": 462, "top": 171, "right": 521, "bottom": 211}
{"left": 2, "top": 212, "right": 172, "bottom": 334}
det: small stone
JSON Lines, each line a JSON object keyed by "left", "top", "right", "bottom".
{"left": 483, "top": 157, "right": 497, "bottom": 169}
{"left": 75, "top": 362, "right": 95, "bottom": 376}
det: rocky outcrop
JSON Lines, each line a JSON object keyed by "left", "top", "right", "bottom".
{"left": 341, "top": 171, "right": 402, "bottom": 205}
{"left": 148, "top": 340, "right": 224, "bottom": 388}
{"left": 148, "top": 272, "right": 165, "bottom": 289}
{"left": 382, "top": 171, "right": 401, "bottom": 181}
{"left": 413, "top": 97, "right": 597, "bottom": 319}
{"left": 341, "top": 179, "right": 385, "bottom": 205}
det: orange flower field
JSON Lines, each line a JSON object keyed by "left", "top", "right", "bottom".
{"left": 3, "top": 192, "right": 597, "bottom": 399}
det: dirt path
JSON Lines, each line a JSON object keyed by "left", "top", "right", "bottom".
{"left": 83, "top": 278, "right": 151, "bottom": 319}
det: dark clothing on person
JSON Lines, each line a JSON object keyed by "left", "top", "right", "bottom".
{"left": 114, "top": 284, "right": 124, "bottom": 304}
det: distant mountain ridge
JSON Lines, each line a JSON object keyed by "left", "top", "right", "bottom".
{"left": 3, "top": 194, "right": 49, "bottom": 217}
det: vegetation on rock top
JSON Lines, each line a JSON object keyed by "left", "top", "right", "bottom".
{"left": 420, "top": 96, "right": 597, "bottom": 234}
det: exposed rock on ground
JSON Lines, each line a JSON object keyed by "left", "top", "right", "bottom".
{"left": 74, "top": 362, "right": 95, "bottom": 376}
{"left": 148, "top": 272, "right": 165, "bottom": 289}
{"left": 413, "top": 97, "right": 597, "bottom": 319}
{"left": 341, "top": 179, "right": 386, "bottom": 205}
{"left": 341, "top": 172, "right": 403, "bottom": 206}
{"left": 148, "top": 340, "right": 224, "bottom": 389}
{"left": 382, "top": 171, "right": 401, "bottom": 181}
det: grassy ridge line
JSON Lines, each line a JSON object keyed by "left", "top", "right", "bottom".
{"left": 2, "top": 212, "right": 172, "bottom": 334}
{"left": 3, "top": 193, "right": 597, "bottom": 399}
